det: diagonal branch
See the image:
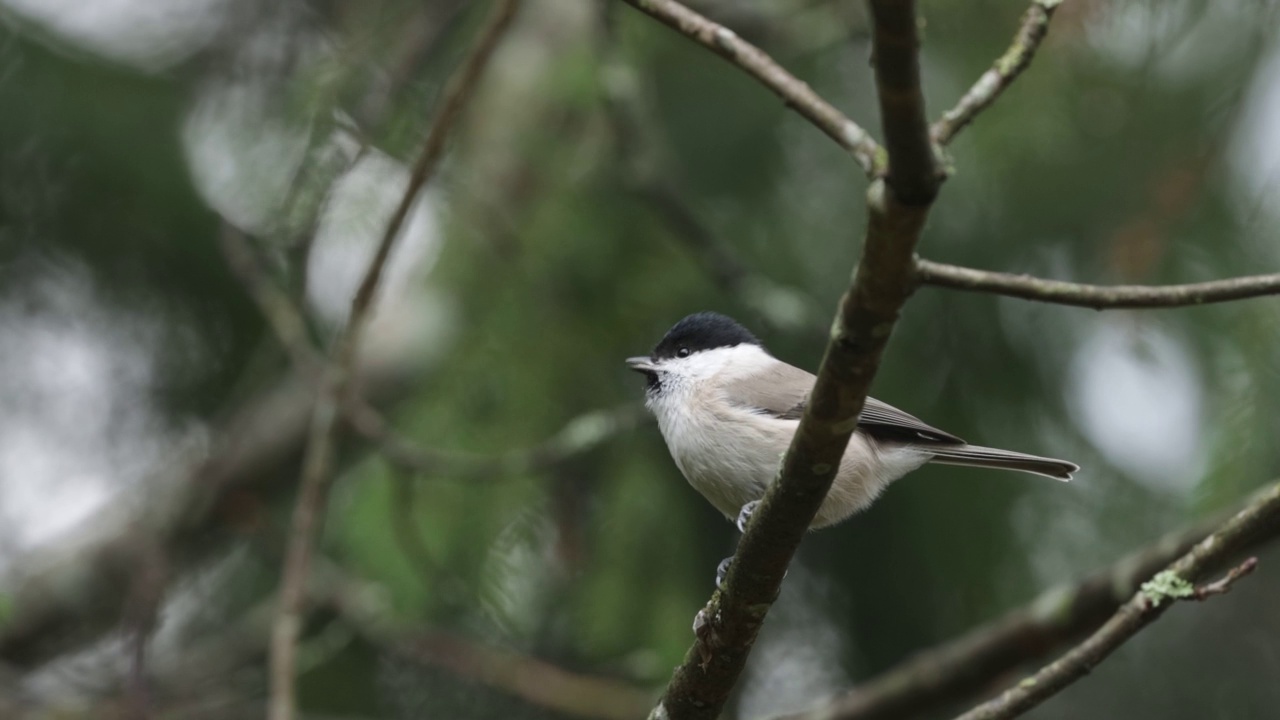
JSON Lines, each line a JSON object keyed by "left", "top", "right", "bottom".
{"left": 645, "top": 3, "right": 939, "bottom": 719}
{"left": 953, "top": 480, "right": 1280, "bottom": 720}
{"left": 616, "top": 0, "right": 883, "bottom": 177}
{"left": 266, "top": 2, "right": 523, "bottom": 719}
{"left": 915, "top": 257, "right": 1280, "bottom": 309}
{"left": 773, "top": 484, "right": 1280, "bottom": 720}
{"left": 932, "top": 0, "right": 1062, "bottom": 146}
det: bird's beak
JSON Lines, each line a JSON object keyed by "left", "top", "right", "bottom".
{"left": 626, "top": 356, "right": 657, "bottom": 374}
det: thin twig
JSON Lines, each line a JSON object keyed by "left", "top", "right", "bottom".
{"left": 645, "top": 3, "right": 939, "bottom": 718}
{"left": 266, "top": 2, "right": 522, "bottom": 719}
{"left": 915, "top": 257, "right": 1280, "bottom": 310}
{"left": 1192, "top": 557, "right": 1258, "bottom": 599}
{"left": 218, "top": 226, "right": 320, "bottom": 373}
{"left": 268, "top": 386, "right": 339, "bottom": 720}
{"left": 616, "top": 0, "right": 882, "bottom": 177}
{"left": 931, "top": 0, "right": 1062, "bottom": 146}
{"left": 952, "top": 482, "right": 1280, "bottom": 720}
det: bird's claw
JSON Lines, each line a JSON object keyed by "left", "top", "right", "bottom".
{"left": 735, "top": 500, "right": 759, "bottom": 533}
{"left": 716, "top": 557, "right": 733, "bottom": 587}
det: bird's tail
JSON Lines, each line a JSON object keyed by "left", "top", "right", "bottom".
{"left": 925, "top": 444, "right": 1077, "bottom": 481}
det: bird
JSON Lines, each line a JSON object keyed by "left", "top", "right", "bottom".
{"left": 626, "top": 311, "right": 1077, "bottom": 531}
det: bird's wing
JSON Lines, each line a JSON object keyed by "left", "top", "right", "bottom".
{"left": 721, "top": 360, "right": 813, "bottom": 419}
{"left": 724, "top": 361, "right": 965, "bottom": 444}
{"left": 858, "top": 397, "right": 965, "bottom": 444}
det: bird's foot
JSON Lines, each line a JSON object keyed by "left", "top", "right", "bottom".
{"left": 716, "top": 557, "right": 733, "bottom": 587}
{"left": 735, "top": 500, "right": 760, "bottom": 533}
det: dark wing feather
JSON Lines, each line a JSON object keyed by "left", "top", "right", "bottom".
{"left": 858, "top": 397, "right": 965, "bottom": 444}
{"left": 723, "top": 361, "right": 964, "bottom": 445}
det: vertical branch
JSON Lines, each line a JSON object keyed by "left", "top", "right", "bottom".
{"left": 265, "top": 2, "right": 523, "bottom": 719}
{"left": 868, "top": 0, "right": 939, "bottom": 204}
{"left": 645, "top": 2, "right": 940, "bottom": 719}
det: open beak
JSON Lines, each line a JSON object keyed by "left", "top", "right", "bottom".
{"left": 626, "top": 356, "right": 657, "bottom": 374}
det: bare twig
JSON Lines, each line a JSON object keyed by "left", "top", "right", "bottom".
{"left": 915, "top": 257, "right": 1280, "bottom": 310}
{"left": 645, "top": 3, "right": 939, "bottom": 718}
{"left": 774, "top": 488, "right": 1280, "bottom": 720}
{"left": 219, "top": 226, "right": 320, "bottom": 373}
{"left": 266, "top": 2, "right": 522, "bottom": 719}
{"left": 1191, "top": 557, "right": 1257, "bottom": 599}
{"left": 931, "top": 0, "right": 1062, "bottom": 146}
{"left": 952, "top": 481, "right": 1280, "bottom": 720}
{"left": 616, "top": 0, "right": 883, "bottom": 177}
{"left": 268, "top": 382, "right": 340, "bottom": 720}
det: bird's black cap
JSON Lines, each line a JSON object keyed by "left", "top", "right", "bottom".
{"left": 652, "top": 312, "right": 760, "bottom": 359}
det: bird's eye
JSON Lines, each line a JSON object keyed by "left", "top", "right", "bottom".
{"left": 677, "top": 347, "right": 691, "bottom": 358}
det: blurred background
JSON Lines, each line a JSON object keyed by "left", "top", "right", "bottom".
{"left": 2, "top": 0, "right": 1280, "bottom": 718}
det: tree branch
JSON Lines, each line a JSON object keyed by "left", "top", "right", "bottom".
{"left": 616, "top": 0, "right": 883, "bottom": 177}
{"left": 773, "top": 486, "right": 1280, "bottom": 720}
{"left": 869, "top": 0, "right": 939, "bottom": 203}
{"left": 915, "top": 257, "right": 1280, "bottom": 309}
{"left": 952, "top": 481, "right": 1280, "bottom": 720}
{"left": 267, "top": 2, "right": 522, "bottom": 718}
{"left": 931, "top": 0, "right": 1061, "bottom": 146}
{"left": 645, "top": 3, "right": 939, "bottom": 718}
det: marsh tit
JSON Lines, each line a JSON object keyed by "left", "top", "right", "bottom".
{"left": 627, "top": 312, "right": 1077, "bottom": 530}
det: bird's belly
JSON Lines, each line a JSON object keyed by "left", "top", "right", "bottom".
{"left": 665, "top": 417, "right": 929, "bottom": 527}
{"left": 661, "top": 412, "right": 781, "bottom": 521}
